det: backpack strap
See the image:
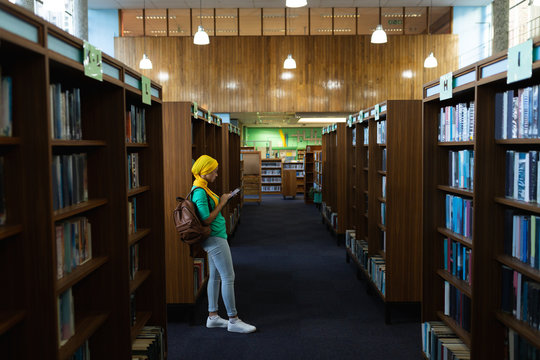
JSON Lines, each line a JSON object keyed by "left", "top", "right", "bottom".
{"left": 187, "top": 187, "right": 213, "bottom": 210}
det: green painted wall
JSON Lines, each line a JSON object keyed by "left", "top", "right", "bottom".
{"left": 244, "top": 127, "right": 322, "bottom": 150}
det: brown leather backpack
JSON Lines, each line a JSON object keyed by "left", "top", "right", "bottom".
{"left": 173, "top": 187, "right": 211, "bottom": 256}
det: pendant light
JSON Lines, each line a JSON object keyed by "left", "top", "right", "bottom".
{"left": 371, "top": 0, "right": 387, "bottom": 44}
{"left": 283, "top": 9, "right": 296, "bottom": 69}
{"left": 286, "top": 0, "right": 307, "bottom": 7}
{"left": 424, "top": 0, "right": 438, "bottom": 68}
{"left": 283, "top": 54, "right": 296, "bottom": 69}
{"left": 193, "top": 0, "right": 210, "bottom": 45}
{"left": 139, "top": 0, "right": 152, "bottom": 69}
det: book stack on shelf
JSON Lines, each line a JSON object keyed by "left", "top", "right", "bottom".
{"left": 313, "top": 150, "right": 323, "bottom": 203}
{"left": 261, "top": 159, "right": 282, "bottom": 193}
{"left": 321, "top": 123, "right": 350, "bottom": 240}
{"left": 227, "top": 124, "right": 242, "bottom": 236}
{"left": 303, "top": 145, "right": 322, "bottom": 204}
{"left": 339, "top": 101, "right": 422, "bottom": 324}
{"left": 422, "top": 43, "right": 540, "bottom": 358}
{"left": 0, "top": 3, "right": 167, "bottom": 358}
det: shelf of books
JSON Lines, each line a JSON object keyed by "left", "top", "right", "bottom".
{"left": 313, "top": 149, "right": 323, "bottom": 204}
{"left": 303, "top": 145, "right": 322, "bottom": 204}
{"left": 420, "top": 44, "right": 540, "bottom": 358}
{"left": 226, "top": 124, "right": 242, "bottom": 236}
{"left": 261, "top": 159, "right": 282, "bottom": 194}
{"left": 321, "top": 123, "right": 350, "bottom": 239}
{"left": 0, "top": 2, "right": 167, "bottom": 358}
{"left": 163, "top": 102, "right": 235, "bottom": 305}
{"left": 283, "top": 160, "right": 304, "bottom": 195}
{"left": 342, "top": 101, "right": 422, "bottom": 324}
{"left": 345, "top": 110, "right": 370, "bottom": 280}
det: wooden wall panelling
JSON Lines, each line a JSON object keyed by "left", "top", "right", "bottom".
{"left": 114, "top": 35, "right": 459, "bottom": 113}
{"left": 162, "top": 102, "right": 193, "bottom": 304}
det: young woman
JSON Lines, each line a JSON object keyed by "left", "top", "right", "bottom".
{"left": 191, "top": 155, "right": 256, "bottom": 333}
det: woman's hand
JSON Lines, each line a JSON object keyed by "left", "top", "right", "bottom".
{"left": 220, "top": 193, "right": 232, "bottom": 204}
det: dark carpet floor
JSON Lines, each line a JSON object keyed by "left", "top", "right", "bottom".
{"left": 167, "top": 195, "right": 421, "bottom": 360}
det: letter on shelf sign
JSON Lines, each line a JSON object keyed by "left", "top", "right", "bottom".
{"left": 192, "top": 102, "right": 198, "bottom": 116}
{"left": 374, "top": 104, "right": 380, "bottom": 120}
{"left": 508, "top": 39, "right": 533, "bottom": 84}
{"left": 439, "top": 72, "right": 453, "bottom": 100}
{"left": 83, "top": 41, "right": 103, "bottom": 81}
{"left": 141, "top": 76, "right": 151, "bottom": 105}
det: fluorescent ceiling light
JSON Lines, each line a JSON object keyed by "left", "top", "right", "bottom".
{"left": 298, "top": 118, "right": 346, "bottom": 123}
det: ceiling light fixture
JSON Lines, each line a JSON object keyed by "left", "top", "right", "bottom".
{"left": 283, "top": 54, "right": 296, "bottom": 69}
{"left": 286, "top": 0, "right": 307, "bottom": 8}
{"left": 193, "top": 0, "right": 209, "bottom": 45}
{"left": 283, "top": 9, "right": 297, "bottom": 69}
{"left": 424, "top": 0, "right": 438, "bottom": 68}
{"left": 139, "top": 0, "right": 153, "bottom": 70}
{"left": 371, "top": 0, "right": 387, "bottom": 44}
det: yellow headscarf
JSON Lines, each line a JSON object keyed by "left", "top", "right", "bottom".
{"left": 191, "top": 155, "right": 219, "bottom": 206}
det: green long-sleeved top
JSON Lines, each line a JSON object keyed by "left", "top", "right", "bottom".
{"left": 191, "top": 186, "right": 227, "bottom": 239}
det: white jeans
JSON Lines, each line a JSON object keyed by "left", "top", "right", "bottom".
{"left": 202, "top": 236, "right": 237, "bottom": 317}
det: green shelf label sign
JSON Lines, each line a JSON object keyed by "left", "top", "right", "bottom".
{"left": 508, "top": 39, "right": 533, "bottom": 84}
{"left": 374, "top": 104, "right": 380, "bottom": 120}
{"left": 141, "top": 76, "right": 151, "bottom": 105}
{"left": 83, "top": 41, "right": 102, "bottom": 81}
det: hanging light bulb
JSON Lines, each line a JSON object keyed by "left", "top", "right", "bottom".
{"left": 194, "top": 0, "right": 209, "bottom": 45}
{"left": 424, "top": 52, "right": 438, "bottom": 68}
{"left": 424, "top": 0, "right": 438, "bottom": 68}
{"left": 194, "top": 25, "right": 210, "bottom": 45}
{"left": 371, "top": 0, "right": 387, "bottom": 44}
{"left": 139, "top": 54, "right": 153, "bottom": 69}
{"left": 139, "top": 1, "right": 153, "bottom": 70}
{"left": 371, "top": 24, "right": 387, "bottom": 44}
{"left": 286, "top": 0, "right": 307, "bottom": 7}
{"left": 283, "top": 54, "right": 296, "bottom": 69}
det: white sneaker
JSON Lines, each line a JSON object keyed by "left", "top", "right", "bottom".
{"left": 206, "top": 316, "right": 228, "bottom": 328}
{"left": 227, "top": 318, "right": 257, "bottom": 333}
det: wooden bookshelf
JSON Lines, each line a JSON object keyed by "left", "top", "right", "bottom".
{"left": 422, "top": 63, "right": 478, "bottom": 357}
{"left": 420, "top": 45, "right": 540, "bottom": 358}
{"left": 261, "top": 158, "right": 282, "bottom": 194}
{"left": 162, "top": 103, "right": 240, "bottom": 305}
{"left": 321, "top": 123, "right": 348, "bottom": 237}
{"left": 226, "top": 124, "right": 242, "bottom": 236}
{"left": 0, "top": 2, "right": 167, "bottom": 358}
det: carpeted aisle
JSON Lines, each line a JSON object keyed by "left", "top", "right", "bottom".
{"left": 167, "top": 195, "right": 421, "bottom": 360}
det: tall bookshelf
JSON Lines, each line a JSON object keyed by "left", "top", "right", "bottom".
{"left": 341, "top": 101, "right": 422, "bottom": 323}
{"left": 226, "top": 124, "right": 242, "bottom": 236}
{"left": 0, "top": 2, "right": 166, "bottom": 358}
{"left": 313, "top": 149, "right": 323, "bottom": 204}
{"left": 423, "top": 40, "right": 540, "bottom": 359}
{"left": 261, "top": 158, "right": 282, "bottom": 194}
{"left": 163, "top": 102, "right": 240, "bottom": 306}
{"left": 321, "top": 123, "right": 349, "bottom": 239}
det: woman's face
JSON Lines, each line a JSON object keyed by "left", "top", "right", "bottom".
{"left": 202, "top": 167, "right": 218, "bottom": 183}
